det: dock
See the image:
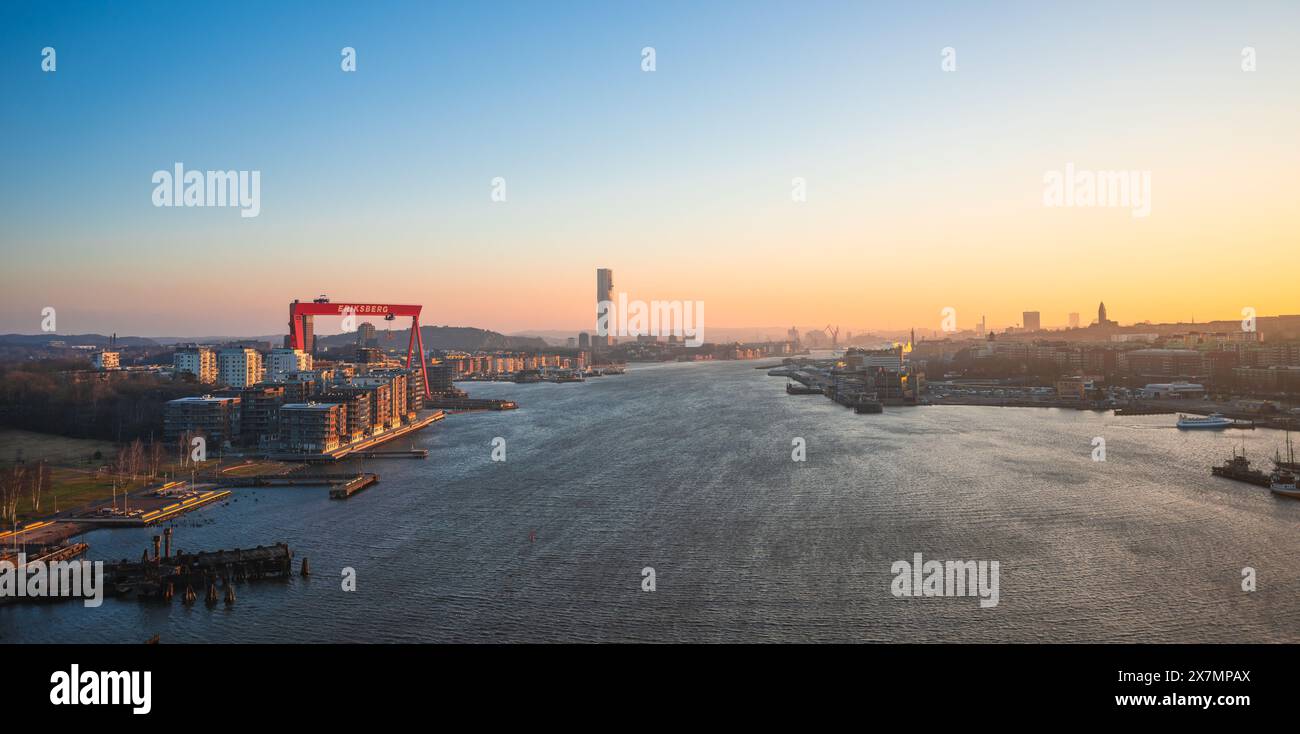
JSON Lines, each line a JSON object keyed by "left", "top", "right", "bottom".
{"left": 103, "top": 533, "right": 295, "bottom": 602}
{"left": 352, "top": 449, "right": 427, "bottom": 459}
{"left": 74, "top": 489, "right": 232, "bottom": 527}
{"left": 330, "top": 474, "right": 378, "bottom": 499}
{"left": 216, "top": 471, "right": 381, "bottom": 499}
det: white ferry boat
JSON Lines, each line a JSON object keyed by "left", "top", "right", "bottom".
{"left": 1176, "top": 413, "right": 1233, "bottom": 430}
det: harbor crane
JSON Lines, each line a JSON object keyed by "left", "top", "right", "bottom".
{"left": 288, "top": 299, "right": 431, "bottom": 398}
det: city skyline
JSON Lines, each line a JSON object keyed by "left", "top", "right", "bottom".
{"left": 3, "top": 1, "right": 1298, "bottom": 336}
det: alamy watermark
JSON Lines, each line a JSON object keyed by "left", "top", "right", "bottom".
{"left": 596, "top": 292, "right": 705, "bottom": 347}
{"left": 890, "top": 553, "right": 999, "bottom": 608}
{"left": 1043, "top": 162, "right": 1150, "bottom": 218}
{"left": 1, "top": 555, "right": 104, "bottom": 607}
{"left": 152, "top": 163, "right": 261, "bottom": 218}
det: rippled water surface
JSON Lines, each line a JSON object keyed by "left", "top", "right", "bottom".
{"left": 4, "top": 360, "right": 1299, "bottom": 642}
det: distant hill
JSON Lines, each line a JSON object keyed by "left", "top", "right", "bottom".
{"left": 316, "top": 325, "right": 548, "bottom": 352}
{"left": 0, "top": 333, "right": 159, "bottom": 347}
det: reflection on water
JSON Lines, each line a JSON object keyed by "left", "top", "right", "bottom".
{"left": 3, "top": 360, "right": 1298, "bottom": 642}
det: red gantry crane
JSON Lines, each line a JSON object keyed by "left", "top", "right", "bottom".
{"left": 288, "top": 298, "right": 431, "bottom": 398}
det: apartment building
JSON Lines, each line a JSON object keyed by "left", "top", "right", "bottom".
{"left": 218, "top": 348, "right": 265, "bottom": 388}
{"left": 174, "top": 346, "right": 218, "bottom": 384}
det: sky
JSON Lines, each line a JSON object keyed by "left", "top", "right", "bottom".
{"left": 2, "top": 0, "right": 1298, "bottom": 338}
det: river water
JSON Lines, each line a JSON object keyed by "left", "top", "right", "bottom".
{"left": 3, "top": 360, "right": 1298, "bottom": 642}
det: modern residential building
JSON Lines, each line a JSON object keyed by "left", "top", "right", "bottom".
{"left": 1068, "top": 313, "right": 1080, "bottom": 329}
{"left": 267, "top": 348, "right": 312, "bottom": 382}
{"left": 238, "top": 385, "right": 286, "bottom": 446}
{"left": 163, "top": 395, "right": 240, "bottom": 445}
{"left": 279, "top": 402, "right": 345, "bottom": 453}
{"left": 218, "top": 348, "right": 265, "bottom": 388}
{"left": 174, "top": 346, "right": 218, "bottom": 384}
{"left": 318, "top": 388, "right": 373, "bottom": 442}
{"left": 280, "top": 372, "right": 318, "bottom": 403}
{"left": 91, "top": 351, "right": 120, "bottom": 370}
{"left": 1023, "top": 311, "right": 1041, "bottom": 332}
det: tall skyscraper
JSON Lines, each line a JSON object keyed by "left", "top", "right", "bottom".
{"left": 1023, "top": 311, "right": 1041, "bottom": 331}
{"left": 595, "top": 268, "right": 613, "bottom": 348}
{"left": 1068, "top": 312, "right": 1080, "bottom": 329}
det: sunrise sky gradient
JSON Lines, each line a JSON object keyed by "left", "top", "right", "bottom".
{"left": 2, "top": 1, "right": 1298, "bottom": 338}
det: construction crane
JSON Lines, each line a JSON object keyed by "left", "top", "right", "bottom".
{"left": 824, "top": 324, "right": 839, "bottom": 349}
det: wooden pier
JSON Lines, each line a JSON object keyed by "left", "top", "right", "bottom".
{"left": 330, "top": 474, "right": 379, "bottom": 499}
{"left": 103, "top": 538, "right": 295, "bottom": 602}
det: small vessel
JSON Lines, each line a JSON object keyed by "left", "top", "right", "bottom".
{"left": 854, "top": 399, "right": 883, "bottom": 414}
{"left": 1270, "top": 468, "right": 1300, "bottom": 499}
{"left": 786, "top": 383, "right": 822, "bottom": 395}
{"left": 1211, "top": 448, "right": 1272, "bottom": 487}
{"left": 1177, "top": 413, "right": 1233, "bottom": 430}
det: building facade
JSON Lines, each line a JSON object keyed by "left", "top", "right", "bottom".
{"left": 163, "top": 395, "right": 240, "bottom": 446}
{"left": 267, "top": 348, "right": 312, "bottom": 382}
{"left": 218, "top": 348, "right": 265, "bottom": 388}
{"left": 174, "top": 347, "right": 218, "bottom": 384}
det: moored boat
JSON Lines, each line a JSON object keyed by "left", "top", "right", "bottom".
{"left": 1270, "top": 468, "right": 1300, "bottom": 499}
{"left": 1211, "top": 448, "right": 1272, "bottom": 487}
{"left": 1177, "top": 413, "right": 1233, "bottom": 430}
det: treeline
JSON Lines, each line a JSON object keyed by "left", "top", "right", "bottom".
{"left": 0, "top": 461, "right": 51, "bottom": 524}
{"left": 0, "top": 361, "right": 206, "bottom": 442}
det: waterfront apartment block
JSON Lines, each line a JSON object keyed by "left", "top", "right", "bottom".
{"left": 279, "top": 402, "right": 345, "bottom": 453}
{"left": 318, "top": 387, "right": 374, "bottom": 442}
{"left": 239, "top": 385, "right": 286, "bottom": 447}
{"left": 353, "top": 368, "right": 408, "bottom": 426}
{"left": 174, "top": 346, "right": 218, "bottom": 383}
{"left": 439, "top": 351, "right": 590, "bottom": 377}
{"left": 218, "top": 347, "right": 265, "bottom": 388}
{"left": 163, "top": 395, "right": 241, "bottom": 445}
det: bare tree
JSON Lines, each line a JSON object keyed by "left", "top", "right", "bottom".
{"left": 29, "top": 460, "right": 47, "bottom": 514}
{"left": 148, "top": 440, "right": 163, "bottom": 479}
